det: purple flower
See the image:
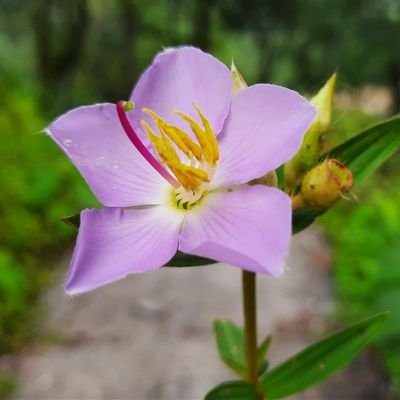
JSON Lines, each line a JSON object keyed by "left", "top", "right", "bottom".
{"left": 47, "top": 47, "right": 316, "bottom": 294}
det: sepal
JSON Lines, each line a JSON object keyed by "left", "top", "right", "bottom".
{"left": 231, "top": 62, "right": 248, "bottom": 94}
{"left": 284, "top": 72, "right": 337, "bottom": 190}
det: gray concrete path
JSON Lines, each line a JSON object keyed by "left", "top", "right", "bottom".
{"left": 9, "top": 228, "right": 388, "bottom": 399}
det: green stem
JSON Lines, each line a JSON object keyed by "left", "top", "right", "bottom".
{"left": 242, "top": 270, "right": 259, "bottom": 386}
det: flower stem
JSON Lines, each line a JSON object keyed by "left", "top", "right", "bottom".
{"left": 242, "top": 270, "right": 259, "bottom": 386}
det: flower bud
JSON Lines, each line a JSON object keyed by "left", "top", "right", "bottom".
{"left": 231, "top": 62, "right": 248, "bottom": 94}
{"left": 295, "top": 159, "right": 353, "bottom": 210}
{"left": 310, "top": 72, "right": 337, "bottom": 132}
{"left": 284, "top": 72, "right": 337, "bottom": 191}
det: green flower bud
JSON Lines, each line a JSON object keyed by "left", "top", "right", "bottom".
{"left": 284, "top": 72, "right": 337, "bottom": 191}
{"left": 294, "top": 159, "right": 353, "bottom": 210}
{"left": 310, "top": 71, "right": 337, "bottom": 133}
{"left": 231, "top": 61, "right": 248, "bottom": 94}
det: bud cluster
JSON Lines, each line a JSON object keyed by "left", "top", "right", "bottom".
{"left": 284, "top": 72, "right": 354, "bottom": 211}
{"left": 231, "top": 65, "right": 353, "bottom": 212}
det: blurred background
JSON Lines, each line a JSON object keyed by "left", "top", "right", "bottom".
{"left": 0, "top": 0, "right": 400, "bottom": 399}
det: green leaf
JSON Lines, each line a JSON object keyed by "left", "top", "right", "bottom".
{"left": 257, "top": 335, "right": 271, "bottom": 376}
{"left": 60, "top": 213, "right": 217, "bottom": 267}
{"left": 214, "top": 320, "right": 247, "bottom": 378}
{"left": 213, "top": 320, "right": 271, "bottom": 379}
{"left": 204, "top": 380, "right": 258, "bottom": 400}
{"left": 293, "top": 209, "right": 321, "bottom": 234}
{"left": 292, "top": 116, "right": 400, "bottom": 233}
{"left": 60, "top": 213, "right": 80, "bottom": 229}
{"left": 260, "top": 313, "right": 388, "bottom": 399}
{"left": 166, "top": 252, "right": 217, "bottom": 267}
{"left": 326, "top": 116, "right": 400, "bottom": 183}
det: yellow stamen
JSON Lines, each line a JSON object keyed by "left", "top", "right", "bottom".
{"left": 160, "top": 131, "right": 181, "bottom": 163}
{"left": 174, "top": 109, "right": 217, "bottom": 166}
{"left": 169, "top": 162, "right": 209, "bottom": 191}
{"left": 176, "top": 163, "right": 210, "bottom": 182}
{"left": 193, "top": 103, "right": 219, "bottom": 164}
{"left": 172, "top": 111, "right": 210, "bottom": 161}
{"left": 143, "top": 108, "right": 197, "bottom": 160}
{"left": 170, "top": 164, "right": 196, "bottom": 190}
{"left": 142, "top": 104, "right": 219, "bottom": 193}
{"left": 141, "top": 108, "right": 166, "bottom": 129}
{"left": 141, "top": 120, "right": 170, "bottom": 163}
{"left": 163, "top": 124, "right": 203, "bottom": 161}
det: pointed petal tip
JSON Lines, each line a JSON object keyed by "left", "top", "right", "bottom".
{"left": 64, "top": 278, "right": 116, "bottom": 296}
{"left": 241, "top": 263, "right": 285, "bottom": 277}
{"left": 64, "top": 275, "right": 87, "bottom": 296}
{"left": 64, "top": 285, "right": 84, "bottom": 296}
{"left": 269, "top": 261, "right": 286, "bottom": 277}
{"left": 42, "top": 127, "right": 52, "bottom": 136}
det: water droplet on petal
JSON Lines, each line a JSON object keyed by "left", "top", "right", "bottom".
{"left": 63, "top": 139, "right": 72, "bottom": 147}
{"left": 112, "top": 163, "right": 119, "bottom": 169}
{"left": 111, "top": 185, "right": 118, "bottom": 190}
{"left": 95, "top": 156, "right": 106, "bottom": 166}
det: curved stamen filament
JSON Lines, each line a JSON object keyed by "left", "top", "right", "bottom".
{"left": 116, "top": 101, "right": 180, "bottom": 188}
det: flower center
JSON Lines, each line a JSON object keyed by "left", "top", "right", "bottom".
{"left": 141, "top": 104, "right": 219, "bottom": 208}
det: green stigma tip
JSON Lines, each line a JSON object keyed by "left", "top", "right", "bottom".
{"left": 123, "top": 101, "right": 135, "bottom": 112}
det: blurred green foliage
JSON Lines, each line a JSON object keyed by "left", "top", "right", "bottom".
{"left": 322, "top": 111, "right": 400, "bottom": 389}
{"left": 0, "top": 375, "right": 17, "bottom": 400}
{"left": 0, "top": 40, "right": 97, "bottom": 355}
{"left": 0, "top": 0, "right": 399, "bottom": 113}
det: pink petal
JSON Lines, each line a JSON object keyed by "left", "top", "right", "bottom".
{"left": 130, "top": 47, "right": 232, "bottom": 137}
{"left": 47, "top": 103, "right": 170, "bottom": 207}
{"left": 213, "top": 84, "right": 317, "bottom": 187}
{"left": 66, "top": 206, "right": 183, "bottom": 294}
{"left": 179, "top": 185, "right": 291, "bottom": 275}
